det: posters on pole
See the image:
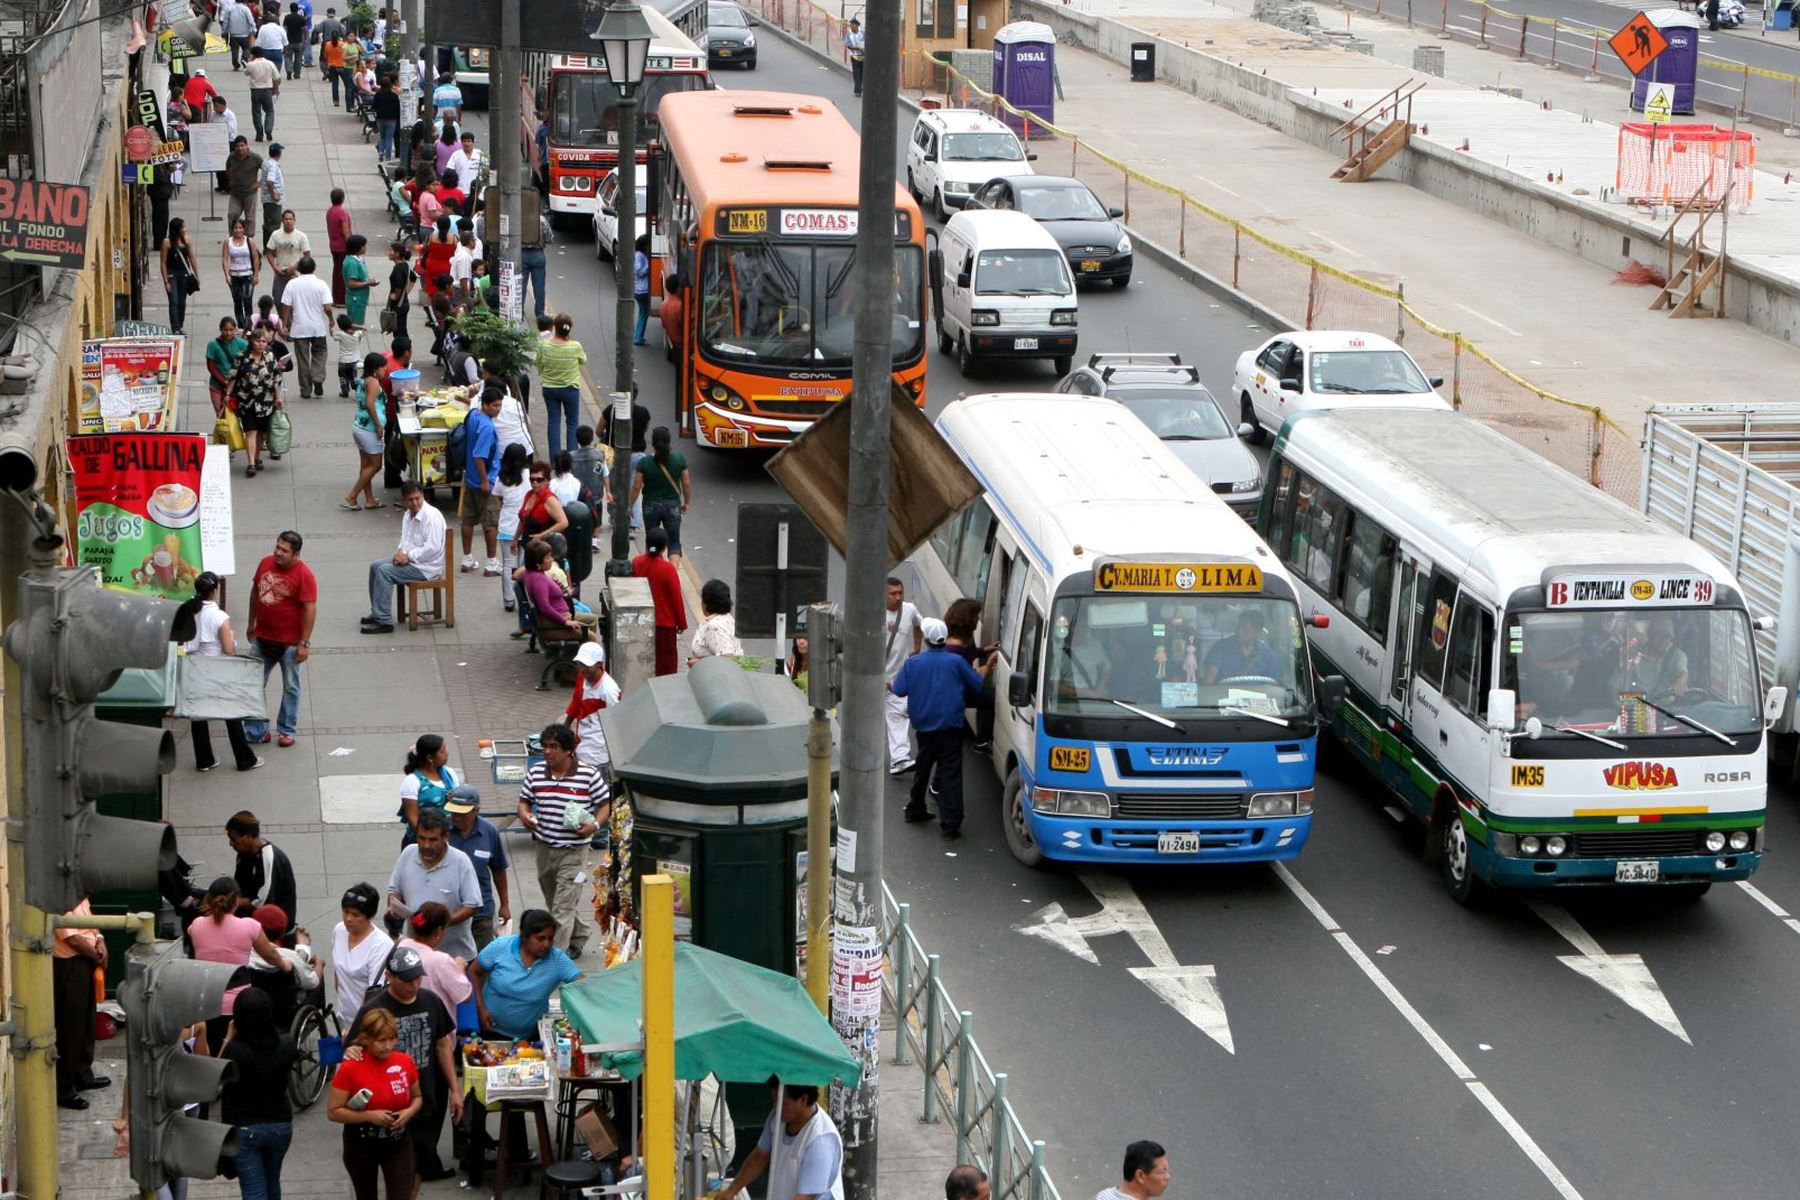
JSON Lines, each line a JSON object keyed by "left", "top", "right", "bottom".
{"left": 78, "top": 337, "right": 184, "bottom": 434}
{"left": 0, "top": 179, "right": 92, "bottom": 269}
{"left": 498, "top": 258, "right": 521, "bottom": 323}
{"left": 69, "top": 433, "right": 209, "bottom": 599}
{"left": 199, "top": 443, "right": 236, "bottom": 576}
{"left": 398, "top": 59, "right": 421, "bottom": 127}
{"left": 830, "top": 924, "right": 883, "bottom": 1018}
{"left": 188, "top": 122, "right": 231, "bottom": 173}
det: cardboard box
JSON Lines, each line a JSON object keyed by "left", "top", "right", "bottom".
{"left": 575, "top": 1104, "right": 620, "bottom": 1159}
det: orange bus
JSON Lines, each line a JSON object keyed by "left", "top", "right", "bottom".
{"left": 654, "top": 90, "right": 928, "bottom": 449}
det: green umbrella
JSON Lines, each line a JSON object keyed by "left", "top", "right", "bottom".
{"left": 560, "top": 942, "right": 863, "bottom": 1087}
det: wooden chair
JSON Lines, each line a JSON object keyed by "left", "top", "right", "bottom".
{"left": 398, "top": 528, "right": 456, "bottom": 630}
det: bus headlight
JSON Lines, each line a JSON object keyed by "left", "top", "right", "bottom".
{"left": 971, "top": 310, "right": 1000, "bottom": 326}
{"left": 705, "top": 381, "right": 746, "bottom": 411}
{"left": 1705, "top": 831, "right": 1727, "bottom": 853}
{"left": 1520, "top": 835, "right": 1542, "bottom": 856}
{"left": 1729, "top": 830, "right": 1752, "bottom": 851}
{"left": 1546, "top": 835, "right": 1568, "bottom": 857}
{"left": 1033, "top": 787, "right": 1109, "bottom": 818}
{"left": 1050, "top": 309, "right": 1077, "bottom": 326}
{"left": 1248, "top": 790, "right": 1313, "bottom": 817}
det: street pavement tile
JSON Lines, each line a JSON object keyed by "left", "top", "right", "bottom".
{"left": 318, "top": 772, "right": 405, "bottom": 824}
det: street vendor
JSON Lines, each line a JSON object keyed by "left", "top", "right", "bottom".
{"left": 720, "top": 1078, "right": 844, "bottom": 1200}
{"left": 469, "top": 908, "right": 580, "bottom": 1039}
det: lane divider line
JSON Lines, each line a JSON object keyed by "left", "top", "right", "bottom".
{"left": 1736, "top": 880, "right": 1800, "bottom": 938}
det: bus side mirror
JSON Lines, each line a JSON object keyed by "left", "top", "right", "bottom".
{"left": 1486, "top": 688, "right": 1516, "bottom": 732}
{"left": 1316, "top": 674, "right": 1346, "bottom": 715}
{"left": 1765, "top": 685, "right": 1788, "bottom": 725}
{"left": 1008, "top": 673, "right": 1031, "bottom": 707}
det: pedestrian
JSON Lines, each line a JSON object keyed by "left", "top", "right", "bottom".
{"left": 516, "top": 458, "right": 570, "bottom": 546}
{"left": 167, "top": 81, "right": 191, "bottom": 151}
{"left": 226, "top": 137, "right": 264, "bottom": 232}
{"left": 882, "top": 577, "right": 923, "bottom": 774}
{"left": 246, "top": 47, "right": 281, "bottom": 140}
{"left": 891, "top": 617, "right": 990, "bottom": 839}
{"left": 378, "top": 337, "right": 414, "bottom": 488}
{"left": 944, "top": 597, "right": 996, "bottom": 753}
{"left": 1093, "top": 1142, "right": 1171, "bottom": 1200}
{"left": 243, "top": 531, "right": 316, "bottom": 745}
{"left": 449, "top": 226, "right": 477, "bottom": 301}
{"left": 328, "top": 1007, "right": 423, "bottom": 1200}
{"left": 281, "top": 255, "right": 333, "bottom": 399}
{"left": 256, "top": 8, "right": 288, "bottom": 72}
{"left": 631, "top": 528, "right": 688, "bottom": 676}
{"left": 445, "top": 793, "right": 510, "bottom": 949}
{"left": 228, "top": 328, "right": 284, "bottom": 477}
{"left": 482, "top": 363, "right": 534, "bottom": 458}
{"left": 418, "top": 215, "right": 457, "bottom": 308}
{"left": 225, "top": 0, "right": 258, "bottom": 67}
{"left": 688, "top": 579, "right": 743, "bottom": 666}
{"left": 384, "top": 238, "right": 413, "bottom": 339}
{"left": 211, "top": 93, "right": 240, "bottom": 193}
{"left": 147, "top": 160, "right": 175, "bottom": 250}
{"left": 344, "top": 945, "right": 464, "bottom": 1184}
{"left": 333, "top": 311, "right": 369, "bottom": 399}
{"left": 207, "top": 317, "right": 249, "bottom": 418}
{"left": 600, "top": 387, "right": 650, "bottom": 530}
{"left": 516, "top": 723, "right": 607, "bottom": 956}
{"left": 220, "top": 986, "right": 296, "bottom": 1200}
{"left": 52, "top": 898, "right": 107, "bottom": 1110}
{"left": 217, "top": 222, "right": 259, "bottom": 332}
{"left": 343, "top": 233, "right": 373, "bottom": 326}
{"left": 331, "top": 883, "right": 394, "bottom": 1020}
{"left": 846, "top": 16, "right": 865, "bottom": 96}
{"left": 281, "top": 3, "right": 308, "bottom": 78}
{"left": 326, "top": 187, "right": 353, "bottom": 303}
{"left": 457, "top": 386, "right": 504, "bottom": 576}
{"left": 362, "top": 480, "right": 445, "bottom": 631}
{"left": 564, "top": 641, "right": 622, "bottom": 774}
{"left": 259, "top": 141, "right": 287, "bottom": 244}
{"left": 520, "top": 203, "right": 550, "bottom": 319}
{"left": 394, "top": 904, "right": 472, "bottom": 1008}
{"left": 373, "top": 73, "right": 401, "bottom": 161}
{"left": 718, "top": 1078, "right": 844, "bottom": 1200}
{"left": 342, "top": 31, "right": 366, "bottom": 111}
{"left": 632, "top": 232, "right": 652, "bottom": 345}
{"left": 176, "top": 575, "right": 265, "bottom": 774}
{"left": 183, "top": 67, "right": 219, "bottom": 121}
{"left": 321, "top": 29, "right": 347, "bottom": 104}
{"left": 433, "top": 122, "right": 461, "bottom": 178}
{"left": 431, "top": 71, "right": 462, "bottom": 123}
{"left": 569, "top": 425, "right": 604, "bottom": 510}
{"left": 396, "top": 734, "right": 460, "bottom": 843}
{"left": 536, "top": 313, "right": 586, "bottom": 459}
{"left": 226, "top": 811, "right": 296, "bottom": 927}
{"left": 946, "top": 1166, "right": 991, "bottom": 1200}
{"left": 385, "top": 808, "right": 482, "bottom": 959}
{"left": 444, "top": 129, "right": 481, "bottom": 193}
{"left": 494, "top": 447, "right": 531, "bottom": 597}
{"left": 188, "top": 877, "right": 291, "bottom": 1047}
{"left": 159, "top": 216, "right": 199, "bottom": 336}
{"left": 344, "top": 352, "right": 393, "bottom": 514}
{"left": 631, "top": 425, "right": 691, "bottom": 558}
{"left": 263, "top": 207, "right": 309, "bottom": 308}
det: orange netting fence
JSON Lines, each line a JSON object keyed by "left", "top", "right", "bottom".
{"left": 1616, "top": 123, "right": 1755, "bottom": 207}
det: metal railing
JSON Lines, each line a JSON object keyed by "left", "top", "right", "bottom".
{"left": 881, "top": 886, "right": 1060, "bottom": 1200}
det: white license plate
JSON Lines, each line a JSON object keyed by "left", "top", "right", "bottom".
{"left": 1615, "top": 860, "right": 1660, "bottom": 883}
{"left": 1014, "top": 336, "right": 1038, "bottom": 350}
{"left": 1157, "top": 831, "right": 1200, "bottom": 855}
{"left": 713, "top": 427, "right": 749, "bottom": 448}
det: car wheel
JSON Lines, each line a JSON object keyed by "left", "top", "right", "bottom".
{"left": 1002, "top": 768, "right": 1045, "bottom": 868}
{"left": 956, "top": 334, "right": 974, "bottom": 377}
{"left": 1112, "top": 273, "right": 1131, "bottom": 289}
{"left": 595, "top": 231, "right": 608, "bottom": 260}
{"left": 1052, "top": 354, "right": 1072, "bottom": 375}
{"left": 1240, "top": 392, "right": 1267, "bottom": 445}
{"left": 937, "top": 318, "right": 954, "bottom": 356}
{"left": 906, "top": 169, "right": 919, "bottom": 203}
{"left": 934, "top": 188, "right": 949, "bottom": 223}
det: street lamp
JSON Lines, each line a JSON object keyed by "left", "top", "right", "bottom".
{"left": 595, "top": 0, "right": 653, "bottom": 576}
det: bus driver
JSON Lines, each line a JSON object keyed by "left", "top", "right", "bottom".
{"left": 1204, "top": 610, "right": 1282, "bottom": 685}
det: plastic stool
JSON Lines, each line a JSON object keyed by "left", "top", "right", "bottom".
{"left": 542, "top": 1159, "right": 605, "bottom": 1200}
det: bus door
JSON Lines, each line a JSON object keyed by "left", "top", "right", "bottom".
{"left": 1384, "top": 550, "right": 1434, "bottom": 807}
{"left": 1405, "top": 569, "right": 1494, "bottom": 811}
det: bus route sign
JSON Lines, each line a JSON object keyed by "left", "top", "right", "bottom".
{"left": 1094, "top": 562, "right": 1264, "bottom": 594}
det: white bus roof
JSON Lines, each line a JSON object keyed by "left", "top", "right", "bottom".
{"left": 1277, "top": 408, "right": 1737, "bottom": 601}
{"left": 548, "top": 7, "right": 703, "bottom": 62}
{"left": 936, "top": 393, "right": 1288, "bottom": 587}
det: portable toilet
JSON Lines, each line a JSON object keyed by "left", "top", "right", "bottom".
{"left": 993, "top": 21, "right": 1056, "bottom": 136}
{"left": 1630, "top": 9, "right": 1701, "bottom": 115}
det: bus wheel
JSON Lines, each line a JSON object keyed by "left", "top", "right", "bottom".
{"left": 1240, "top": 393, "right": 1267, "bottom": 445}
{"left": 1437, "top": 800, "right": 1481, "bottom": 905}
{"left": 1003, "top": 769, "right": 1044, "bottom": 868}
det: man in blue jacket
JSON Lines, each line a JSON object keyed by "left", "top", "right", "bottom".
{"left": 891, "top": 617, "right": 991, "bottom": 839}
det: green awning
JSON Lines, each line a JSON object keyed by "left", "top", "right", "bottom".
{"left": 560, "top": 942, "right": 862, "bottom": 1087}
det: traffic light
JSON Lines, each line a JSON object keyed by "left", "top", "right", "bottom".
{"left": 2, "top": 566, "right": 191, "bottom": 913}
{"left": 807, "top": 602, "right": 842, "bottom": 709}
{"left": 118, "top": 944, "right": 240, "bottom": 1191}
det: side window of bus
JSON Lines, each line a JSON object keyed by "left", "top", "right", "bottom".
{"left": 1414, "top": 571, "right": 1460, "bottom": 691}
{"left": 1017, "top": 604, "right": 1045, "bottom": 697}
{"left": 999, "top": 554, "right": 1029, "bottom": 653}
{"left": 1288, "top": 476, "right": 1345, "bottom": 592}
{"left": 1266, "top": 459, "right": 1296, "bottom": 556}
{"left": 1444, "top": 593, "right": 1495, "bottom": 716}
{"left": 929, "top": 507, "right": 967, "bottom": 577}
{"left": 1338, "top": 514, "right": 1397, "bottom": 643}
{"left": 955, "top": 507, "right": 997, "bottom": 603}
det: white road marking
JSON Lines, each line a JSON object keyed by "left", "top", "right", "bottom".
{"left": 1015, "top": 874, "right": 1235, "bottom": 1054}
{"left": 1308, "top": 229, "right": 1362, "bottom": 257}
{"left": 1273, "top": 863, "right": 1586, "bottom": 1200}
{"left": 1736, "top": 880, "right": 1800, "bottom": 937}
{"left": 1522, "top": 898, "right": 1690, "bottom": 1044}
{"left": 1454, "top": 301, "right": 1524, "bottom": 337}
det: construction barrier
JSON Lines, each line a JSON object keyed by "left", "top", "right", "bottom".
{"left": 1616, "top": 122, "right": 1755, "bottom": 206}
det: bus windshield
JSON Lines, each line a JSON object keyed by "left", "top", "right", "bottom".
{"left": 551, "top": 72, "right": 708, "bottom": 148}
{"left": 700, "top": 242, "right": 924, "bottom": 369}
{"left": 1506, "top": 607, "right": 1761, "bottom": 739}
{"left": 1046, "top": 594, "right": 1312, "bottom": 720}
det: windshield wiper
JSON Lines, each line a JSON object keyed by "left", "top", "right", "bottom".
{"left": 1547, "top": 723, "right": 1628, "bottom": 750}
{"left": 1103, "top": 698, "right": 1184, "bottom": 732}
{"left": 1311, "top": 383, "right": 1369, "bottom": 393}
{"left": 1221, "top": 705, "right": 1291, "bottom": 728}
{"left": 1635, "top": 697, "right": 1737, "bottom": 746}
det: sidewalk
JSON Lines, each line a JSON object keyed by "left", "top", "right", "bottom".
{"left": 59, "top": 48, "right": 957, "bottom": 1200}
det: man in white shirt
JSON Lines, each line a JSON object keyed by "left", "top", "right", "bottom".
{"left": 263, "top": 208, "right": 310, "bottom": 307}
{"left": 209, "top": 95, "right": 240, "bottom": 193}
{"left": 363, "top": 482, "right": 446, "bottom": 632}
{"left": 449, "top": 230, "right": 477, "bottom": 300}
{"left": 259, "top": 141, "right": 287, "bottom": 243}
{"left": 443, "top": 130, "right": 482, "bottom": 193}
{"left": 279, "top": 255, "right": 335, "bottom": 399}
{"left": 883, "top": 576, "right": 924, "bottom": 774}
{"left": 255, "top": 14, "right": 288, "bottom": 70}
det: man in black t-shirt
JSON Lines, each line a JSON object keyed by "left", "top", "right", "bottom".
{"left": 350, "top": 947, "right": 464, "bottom": 1179}
{"left": 227, "top": 810, "right": 297, "bottom": 929}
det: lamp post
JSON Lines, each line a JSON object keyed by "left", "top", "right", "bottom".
{"left": 595, "top": 0, "right": 653, "bottom": 576}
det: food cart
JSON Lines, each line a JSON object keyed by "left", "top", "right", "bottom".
{"left": 390, "top": 368, "right": 471, "bottom": 504}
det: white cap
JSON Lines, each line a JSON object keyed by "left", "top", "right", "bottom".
{"left": 194, "top": 67, "right": 207, "bottom": 76}
{"left": 920, "top": 617, "right": 948, "bottom": 646}
{"left": 574, "top": 641, "right": 606, "bottom": 667}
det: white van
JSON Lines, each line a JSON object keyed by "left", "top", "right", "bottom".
{"left": 931, "top": 209, "right": 1078, "bottom": 376}
{"left": 906, "top": 108, "right": 1036, "bottom": 221}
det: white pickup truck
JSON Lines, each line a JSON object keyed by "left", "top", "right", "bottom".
{"left": 1641, "top": 403, "right": 1800, "bottom": 771}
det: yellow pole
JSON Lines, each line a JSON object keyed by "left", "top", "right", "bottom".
{"left": 804, "top": 709, "right": 832, "bottom": 1012}
{"left": 642, "top": 875, "right": 676, "bottom": 1200}
{"left": 11, "top": 896, "right": 58, "bottom": 1200}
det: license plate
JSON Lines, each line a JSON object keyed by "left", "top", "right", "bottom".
{"left": 713, "top": 427, "right": 749, "bottom": 448}
{"left": 1614, "top": 860, "right": 1660, "bottom": 883}
{"left": 717, "top": 48, "right": 732, "bottom": 55}
{"left": 1080, "top": 259, "right": 1101, "bottom": 272}
{"left": 1014, "top": 336, "right": 1039, "bottom": 350}
{"left": 1157, "top": 831, "right": 1200, "bottom": 855}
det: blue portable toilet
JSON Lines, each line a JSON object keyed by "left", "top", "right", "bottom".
{"left": 993, "top": 21, "right": 1056, "bottom": 137}
{"left": 1630, "top": 8, "right": 1701, "bottom": 115}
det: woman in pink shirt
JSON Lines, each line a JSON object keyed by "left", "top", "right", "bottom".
{"left": 188, "top": 878, "right": 292, "bottom": 1042}
{"left": 395, "top": 901, "right": 472, "bottom": 1008}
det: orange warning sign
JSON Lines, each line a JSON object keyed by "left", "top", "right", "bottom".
{"left": 1609, "top": 12, "right": 1669, "bottom": 77}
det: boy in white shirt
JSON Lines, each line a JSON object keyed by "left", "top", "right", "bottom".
{"left": 332, "top": 312, "right": 369, "bottom": 397}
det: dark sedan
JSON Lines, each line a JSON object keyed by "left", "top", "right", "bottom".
{"left": 966, "top": 174, "right": 1132, "bottom": 287}
{"left": 706, "top": 2, "right": 757, "bottom": 68}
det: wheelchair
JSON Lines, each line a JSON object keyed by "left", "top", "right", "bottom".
{"left": 285, "top": 970, "right": 344, "bottom": 1112}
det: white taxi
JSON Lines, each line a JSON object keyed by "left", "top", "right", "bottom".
{"left": 1232, "top": 330, "right": 1447, "bottom": 443}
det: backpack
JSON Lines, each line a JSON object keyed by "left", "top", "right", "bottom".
{"left": 442, "top": 344, "right": 475, "bottom": 387}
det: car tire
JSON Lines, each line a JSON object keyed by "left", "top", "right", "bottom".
{"left": 937, "top": 319, "right": 954, "bottom": 356}
{"left": 1002, "top": 767, "right": 1045, "bottom": 869}
{"left": 1052, "top": 354, "right": 1073, "bottom": 375}
{"left": 934, "top": 188, "right": 949, "bottom": 223}
{"left": 595, "top": 231, "right": 609, "bottom": 261}
{"left": 1240, "top": 392, "right": 1267, "bottom": 445}
{"left": 956, "top": 334, "right": 974, "bottom": 377}
{"left": 906, "top": 169, "right": 920, "bottom": 203}
{"left": 1111, "top": 274, "right": 1131, "bottom": 289}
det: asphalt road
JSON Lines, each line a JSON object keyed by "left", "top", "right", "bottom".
{"left": 475, "top": 35, "right": 1800, "bottom": 1199}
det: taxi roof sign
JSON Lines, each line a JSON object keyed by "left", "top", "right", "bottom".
{"left": 1609, "top": 12, "right": 1669, "bottom": 78}
{"left": 1094, "top": 562, "right": 1265, "bottom": 594}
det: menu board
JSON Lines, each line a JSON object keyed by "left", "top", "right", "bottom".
{"left": 78, "top": 337, "right": 184, "bottom": 435}
{"left": 68, "top": 432, "right": 208, "bottom": 599}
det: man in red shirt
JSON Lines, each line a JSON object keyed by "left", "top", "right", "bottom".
{"left": 631, "top": 528, "right": 687, "bottom": 676}
{"left": 245, "top": 530, "right": 318, "bottom": 747}
{"left": 325, "top": 186, "right": 354, "bottom": 305}
{"left": 183, "top": 68, "right": 219, "bottom": 121}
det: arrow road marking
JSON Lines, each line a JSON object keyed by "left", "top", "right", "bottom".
{"left": 1015, "top": 874, "right": 1235, "bottom": 1054}
{"left": 1522, "top": 898, "right": 1691, "bottom": 1045}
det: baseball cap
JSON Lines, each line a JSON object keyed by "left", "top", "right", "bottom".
{"left": 251, "top": 904, "right": 289, "bottom": 937}
{"left": 387, "top": 946, "right": 426, "bottom": 981}
{"left": 268, "top": 142, "right": 284, "bottom": 154}
{"left": 194, "top": 67, "right": 207, "bottom": 76}
{"left": 574, "top": 641, "right": 606, "bottom": 667}
{"left": 443, "top": 785, "right": 481, "bottom": 815}
{"left": 920, "top": 617, "right": 948, "bottom": 646}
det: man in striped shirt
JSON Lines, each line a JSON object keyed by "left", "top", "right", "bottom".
{"left": 516, "top": 723, "right": 608, "bottom": 957}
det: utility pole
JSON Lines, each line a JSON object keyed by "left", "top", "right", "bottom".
{"left": 494, "top": 0, "right": 523, "bottom": 304}
{"left": 399, "top": 0, "right": 419, "bottom": 62}
{"left": 832, "top": 0, "right": 901, "bottom": 1194}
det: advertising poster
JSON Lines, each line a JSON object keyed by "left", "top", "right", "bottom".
{"left": 830, "top": 924, "right": 883, "bottom": 1018}
{"left": 188, "top": 122, "right": 231, "bottom": 173}
{"left": 79, "top": 337, "right": 183, "bottom": 434}
{"left": 662, "top": 859, "right": 693, "bottom": 938}
{"left": 69, "top": 433, "right": 208, "bottom": 599}
{"left": 0, "top": 178, "right": 91, "bottom": 269}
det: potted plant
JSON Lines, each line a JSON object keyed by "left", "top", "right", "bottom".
{"left": 453, "top": 309, "right": 537, "bottom": 381}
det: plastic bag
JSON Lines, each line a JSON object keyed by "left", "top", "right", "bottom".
{"left": 213, "top": 407, "right": 244, "bottom": 453}
{"left": 268, "top": 408, "right": 292, "bottom": 456}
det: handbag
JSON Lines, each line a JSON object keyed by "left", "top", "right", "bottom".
{"left": 267, "top": 408, "right": 293, "bottom": 456}
{"left": 213, "top": 407, "right": 245, "bottom": 453}
{"left": 178, "top": 246, "right": 200, "bottom": 293}
{"left": 379, "top": 306, "right": 397, "bottom": 334}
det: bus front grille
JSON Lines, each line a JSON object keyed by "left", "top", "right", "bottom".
{"left": 1114, "top": 793, "right": 1246, "bottom": 821}
{"left": 1571, "top": 830, "right": 1701, "bottom": 858}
